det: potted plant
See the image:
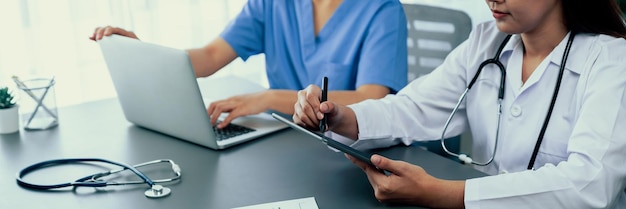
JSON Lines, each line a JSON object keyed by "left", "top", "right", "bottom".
{"left": 0, "top": 86, "right": 19, "bottom": 134}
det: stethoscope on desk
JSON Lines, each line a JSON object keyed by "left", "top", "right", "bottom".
{"left": 440, "top": 32, "right": 576, "bottom": 170}
{"left": 16, "top": 158, "right": 181, "bottom": 198}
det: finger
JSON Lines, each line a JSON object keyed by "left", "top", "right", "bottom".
{"left": 89, "top": 27, "right": 101, "bottom": 41}
{"left": 319, "top": 101, "right": 341, "bottom": 130}
{"left": 293, "top": 99, "right": 312, "bottom": 125}
{"left": 319, "top": 102, "right": 329, "bottom": 131}
{"left": 346, "top": 154, "right": 388, "bottom": 197}
{"left": 319, "top": 101, "right": 335, "bottom": 114}
{"left": 207, "top": 104, "right": 218, "bottom": 125}
{"left": 347, "top": 154, "right": 390, "bottom": 178}
{"left": 103, "top": 26, "right": 116, "bottom": 37}
{"left": 114, "top": 28, "right": 138, "bottom": 39}
{"left": 300, "top": 86, "right": 323, "bottom": 128}
{"left": 305, "top": 86, "right": 323, "bottom": 120}
{"left": 345, "top": 153, "right": 369, "bottom": 170}
{"left": 209, "top": 101, "right": 234, "bottom": 128}
{"left": 95, "top": 26, "right": 108, "bottom": 40}
{"left": 219, "top": 111, "right": 244, "bottom": 129}
{"left": 369, "top": 155, "right": 405, "bottom": 176}
{"left": 294, "top": 90, "right": 318, "bottom": 127}
{"left": 207, "top": 101, "right": 220, "bottom": 122}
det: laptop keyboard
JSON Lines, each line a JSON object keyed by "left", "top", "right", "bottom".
{"left": 213, "top": 121, "right": 256, "bottom": 141}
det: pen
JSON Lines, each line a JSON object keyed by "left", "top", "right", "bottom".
{"left": 319, "top": 76, "right": 328, "bottom": 132}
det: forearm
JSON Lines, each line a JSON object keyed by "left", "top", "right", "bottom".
{"left": 186, "top": 38, "right": 237, "bottom": 78}
{"left": 268, "top": 85, "right": 389, "bottom": 115}
{"left": 264, "top": 90, "right": 298, "bottom": 114}
{"left": 329, "top": 84, "right": 390, "bottom": 105}
{"left": 328, "top": 91, "right": 386, "bottom": 105}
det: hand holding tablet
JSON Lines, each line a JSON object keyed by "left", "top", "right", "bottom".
{"left": 272, "top": 113, "right": 390, "bottom": 175}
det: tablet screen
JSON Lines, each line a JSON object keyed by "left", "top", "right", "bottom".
{"left": 271, "top": 113, "right": 375, "bottom": 166}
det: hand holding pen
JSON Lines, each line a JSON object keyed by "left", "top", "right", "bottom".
{"left": 319, "top": 76, "right": 328, "bottom": 132}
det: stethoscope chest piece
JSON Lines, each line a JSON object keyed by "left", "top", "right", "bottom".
{"left": 145, "top": 184, "right": 171, "bottom": 198}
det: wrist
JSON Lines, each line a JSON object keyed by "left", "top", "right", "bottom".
{"left": 426, "top": 179, "right": 465, "bottom": 209}
{"left": 259, "top": 90, "right": 274, "bottom": 110}
{"left": 332, "top": 106, "right": 359, "bottom": 140}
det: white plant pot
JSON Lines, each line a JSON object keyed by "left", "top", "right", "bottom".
{"left": 0, "top": 105, "right": 19, "bottom": 134}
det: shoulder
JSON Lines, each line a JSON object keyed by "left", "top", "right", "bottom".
{"left": 593, "top": 34, "right": 626, "bottom": 57}
{"left": 235, "top": 0, "right": 268, "bottom": 18}
{"left": 571, "top": 33, "right": 626, "bottom": 85}
{"left": 338, "top": 0, "right": 405, "bottom": 27}
{"left": 360, "top": 0, "right": 402, "bottom": 6}
{"left": 347, "top": 0, "right": 403, "bottom": 12}
{"left": 244, "top": 0, "right": 266, "bottom": 8}
{"left": 575, "top": 33, "right": 626, "bottom": 64}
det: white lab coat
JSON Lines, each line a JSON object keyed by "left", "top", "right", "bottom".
{"left": 348, "top": 21, "right": 626, "bottom": 208}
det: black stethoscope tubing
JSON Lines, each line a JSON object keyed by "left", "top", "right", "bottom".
{"left": 442, "top": 32, "right": 575, "bottom": 169}
{"left": 467, "top": 34, "right": 512, "bottom": 100}
{"left": 527, "top": 32, "right": 576, "bottom": 170}
{"left": 16, "top": 158, "right": 155, "bottom": 190}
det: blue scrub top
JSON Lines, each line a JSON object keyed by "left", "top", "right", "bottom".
{"left": 221, "top": 0, "right": 407, "bottom": 93}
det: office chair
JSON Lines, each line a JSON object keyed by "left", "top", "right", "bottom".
{"left": 402, "top": 3, "right": 472, "bottom": 160}
{"left": 403, "top": 3, "right": 472, "bottom": 81}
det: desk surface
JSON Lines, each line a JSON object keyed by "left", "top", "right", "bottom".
{"left": 0, "top": 99, "right": 485, "bottom": 209}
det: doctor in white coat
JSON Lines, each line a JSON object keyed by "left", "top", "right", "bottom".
{"left": 294, "top": 0, "right": 626, "bottom": 208}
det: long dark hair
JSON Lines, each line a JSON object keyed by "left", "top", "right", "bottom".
{"left": 563, "top": 0, "right": 626, "bottom": 38}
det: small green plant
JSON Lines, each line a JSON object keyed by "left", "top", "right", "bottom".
{"left": 0, "top": 86, "right": 16, "bottom": 109}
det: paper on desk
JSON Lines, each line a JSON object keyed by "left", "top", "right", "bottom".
{"left": 231, "top": 197, "right": 318, "bottom": 209}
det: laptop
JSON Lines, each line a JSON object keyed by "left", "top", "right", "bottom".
{"left": 97, "top": 34, "right": 288, "bottom": 150}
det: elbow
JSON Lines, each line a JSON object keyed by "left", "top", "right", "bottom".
{"left": 369, "top": 90, "right": 390, "bottom": 99}
{"left": 356, "top": 84, "right": 391, "bottom": 100}
{"left": 187, "top": 48, "right": 212, "bottom": 77}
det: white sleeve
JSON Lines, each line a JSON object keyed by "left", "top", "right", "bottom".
{"left": 346, "top": 23, "right": 496, "bottom": 150}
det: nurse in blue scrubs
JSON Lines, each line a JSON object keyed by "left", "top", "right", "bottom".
{"left": 91, "top": 0, "right": 408, "bottom": 128}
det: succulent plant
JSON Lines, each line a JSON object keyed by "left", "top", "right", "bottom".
{"left": 0, "top": 86, "right": 16, "bottom": 109}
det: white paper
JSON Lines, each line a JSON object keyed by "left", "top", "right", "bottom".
{"left": 231, "top": 197, "right": 319, "bottom": 209}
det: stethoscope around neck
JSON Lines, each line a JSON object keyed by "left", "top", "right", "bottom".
{"left": 440, "top": 32, "right": 576, "bottom": 170}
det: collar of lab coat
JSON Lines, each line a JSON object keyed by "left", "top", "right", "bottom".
{"left": 499, "top": 32, "right": 583, "bottom": 75}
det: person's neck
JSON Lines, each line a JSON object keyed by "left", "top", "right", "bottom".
{"left": 518, "top": 4, "right": 567, "bottom": 84}
{"left": 312, "top": 0, "right": 341, "bottom": 5}
{"left": 518, "top": 20, "right": 568, "bottom": 84}
{"left": 521, "top": 28, "right": 568, "bottom": 58}
{"left": 312, "top": 0, "right": 343, "bottom": 36}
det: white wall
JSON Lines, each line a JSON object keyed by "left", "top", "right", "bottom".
{"left": 0, "top": 0, "right": 492, "bottom": 110}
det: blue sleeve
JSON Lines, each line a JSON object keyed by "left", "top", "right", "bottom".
{"left": 356, "top": 1, "right": 408, "bottom": 93}
{"left": 219, "top": 0, "right": 265, "bottom": 61}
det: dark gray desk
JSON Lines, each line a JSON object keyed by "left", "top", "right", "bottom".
{"left": 0, "top": 99, "right": 485, "bottom": 209}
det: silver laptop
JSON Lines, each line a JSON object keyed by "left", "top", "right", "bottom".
{"left": 97, "top": 34, "right": 287, "bottom": 150}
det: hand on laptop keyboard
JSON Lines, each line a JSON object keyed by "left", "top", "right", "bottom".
{"left": 213, "top": 121, "right": 255, "bottom": 141}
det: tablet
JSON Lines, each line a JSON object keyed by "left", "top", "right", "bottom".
{"left": 271, "top": 113, "right": 375, "bottom": 166}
